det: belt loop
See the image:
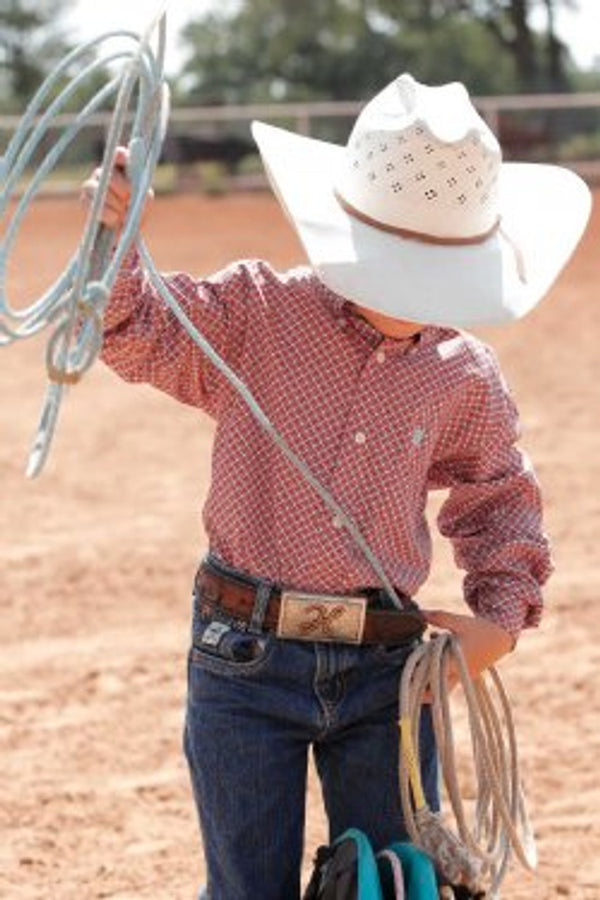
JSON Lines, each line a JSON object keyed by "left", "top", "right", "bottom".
{"left": 249, "top": 581, "right": 272, "bottom": 634}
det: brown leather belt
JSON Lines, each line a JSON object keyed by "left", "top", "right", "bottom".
{"left": 195, "top": 563, "right": 425, "bottom": 646}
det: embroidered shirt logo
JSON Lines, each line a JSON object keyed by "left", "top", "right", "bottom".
{"left": 411, "top": 426, "right": 426, "bottom": 446}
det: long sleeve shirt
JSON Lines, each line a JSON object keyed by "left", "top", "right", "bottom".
{"left": 100, "top": 254, "right": 552, "bottom": 638}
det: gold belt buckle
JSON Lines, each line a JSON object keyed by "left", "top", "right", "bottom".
{"left": 277, "top": 591, "right": 367, "bottom": 644}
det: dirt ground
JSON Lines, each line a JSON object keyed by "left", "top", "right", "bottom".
{"left": 1, "top": 190, "right": 599, "bottom": 900}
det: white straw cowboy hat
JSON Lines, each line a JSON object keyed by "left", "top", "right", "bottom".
{"left": 251, "top": 74, "right": 592, "bottom": 327}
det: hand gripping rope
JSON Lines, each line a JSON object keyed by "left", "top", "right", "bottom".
{"left": 0, "top": 8, "right": 537, "bottom": 896}
{"left": 399, "top": 634, "right": 537, "bottom": 898}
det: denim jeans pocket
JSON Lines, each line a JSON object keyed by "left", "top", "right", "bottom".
{"left": 189, "top": 614, "right": 275, "bottom": 677}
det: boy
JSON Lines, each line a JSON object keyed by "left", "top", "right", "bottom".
{"left": 84, "top": 74, "right": 590, "bottom": 899}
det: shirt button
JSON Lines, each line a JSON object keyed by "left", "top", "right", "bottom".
{"left": 376, "top": 350, "right": 386, "bottom": 364}
{"left": 332, "top": 515, "right": 344, "bottom": 529}
{"left": 354, "top": 431, "right": 367, "bottom": 445}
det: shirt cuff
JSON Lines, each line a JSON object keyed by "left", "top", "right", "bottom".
{"left": 465, "top": 579, "right": 544, "bottom": 642}
{"left": 102, "top": 247, "right": 143, "bottom": 331}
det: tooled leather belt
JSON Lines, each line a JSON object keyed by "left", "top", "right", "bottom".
{"left": 195, "top": 562, "right": 426, "bottom": 646}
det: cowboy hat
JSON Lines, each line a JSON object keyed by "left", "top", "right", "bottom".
{"left": 251, "top": 74, "right": 592, "bottom": 328}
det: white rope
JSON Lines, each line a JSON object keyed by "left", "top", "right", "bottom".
{"left": 399, "top": 634, "right": 537, "bottom": 898}
{"left": 0, "top": 6, "right": 170, "bottom": 477}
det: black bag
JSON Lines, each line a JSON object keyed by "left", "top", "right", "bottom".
{"left": 303, "top": 837, "right": 360, "bottom": 900}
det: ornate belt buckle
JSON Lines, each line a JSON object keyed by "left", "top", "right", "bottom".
{"left": 277, "top": 592, "right": 367, "bottom": 644}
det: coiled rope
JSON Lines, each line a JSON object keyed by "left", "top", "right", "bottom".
{"left": 0, "top": 4, "right": 171, "bottom": 477}
{"left": 399, "top": 634, "right": 537, "bottom": 898}
{"left": 1, "top": 9, "right": 537, "bottom": 896}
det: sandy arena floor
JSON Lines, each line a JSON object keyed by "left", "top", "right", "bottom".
{"left": 1, "top": 190, "right": 599, "bottom": 899}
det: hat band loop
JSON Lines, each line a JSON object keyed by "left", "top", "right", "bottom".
{"left": 334, "top": 190, "right": 500, "bottom": 247}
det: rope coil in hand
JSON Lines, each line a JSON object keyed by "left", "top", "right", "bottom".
{"left": 399, "top": 633, "right": 537, "bottom": 898}
{"left": 0, "top": 5, "right": 170, "bottom": 476}
{"left": 1, "top": 10, "right": 537, "bottom": 897}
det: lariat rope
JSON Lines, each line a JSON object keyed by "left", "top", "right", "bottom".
{"left": 1, "top": 11, "right": 536, "bottom": 896}
{"left": 1, "top": 4, "right": 171, "bottom": 476}
{"left": 399, "top": 634, "right": 537, "bottom": 898}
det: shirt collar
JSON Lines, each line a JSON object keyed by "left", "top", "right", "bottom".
{"left": 316, "top": 275, "right": 449, "bottom": 350}
{"left": 332, "top": 296, "right": 440, "bottom": 350}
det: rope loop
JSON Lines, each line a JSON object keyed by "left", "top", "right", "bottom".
{"left": 45, "top": 288, "right": 106, "bottom": 386}
{"left": 399, "top": 634, "right": 537, "bottom": 898}
{"left": 1, "top": 6, "right": 170, "bottom": 477}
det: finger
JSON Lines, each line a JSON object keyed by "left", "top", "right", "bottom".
{"left": 102, "top": 199, "right": 131, "bottom": 229}
{"left": 80, "top": 182, "right": 95, "bottom": 203}
{"left": 81, "top": 174, "right": 131, "bottom": 214}
{"left": 103, "top": 168, "right": 131, "bottom": 201}
{"left": 96, "top": 146, "right": 129, "bottom": 173}
{"left": 422, "top": 609, "right": 471, "bottom": 633}
{"left": 80, "top": 170, "right": 101, "bottom": 195}
{"left": 81, "top": 166, "right": 129, "bottom": 195}
{"left": 80, "top": 180, "right": 124, "bottom": 208}
{"left": 113, "top": 145, "right": 130, "bottom": 169}
{"left": 88, "top": 191, "right": 128, "bottom": 229}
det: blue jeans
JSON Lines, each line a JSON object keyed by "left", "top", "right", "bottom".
{"left": 184, "top": 571, "right": 439, "bottom": 900}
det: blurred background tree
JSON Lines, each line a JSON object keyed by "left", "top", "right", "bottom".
{"left": 436, "top": 0, "right": 573, "bottom": 91}
{"left": 175, "top": 0, "right": 583, "bottom": 105}
{"left": 2, "top": 0, "right": 597, "bottom": 175}
{"left": 0, "top": 0, "right": 76, "bottom": 112}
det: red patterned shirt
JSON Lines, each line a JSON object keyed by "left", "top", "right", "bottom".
{"left": 101, "top": 255, "right": 552, "bottom": 637}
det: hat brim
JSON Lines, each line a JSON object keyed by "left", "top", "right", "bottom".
{"left": 252, "top": 121, "right": 592, "bottom": 327}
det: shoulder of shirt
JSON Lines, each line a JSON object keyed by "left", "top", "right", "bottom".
{"left": 210, "top": 259, "right": 316, "bottom": 293}
{"left": 214, "top": 259, "right": 311, "bottom": 283}
{"left": 428, "top": 326, "right": 504, "bottom": 383}
{"left": 209, "top": 260, "right": 338, "bottom": 317}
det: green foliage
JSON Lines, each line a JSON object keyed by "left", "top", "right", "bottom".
{"left": 391, "top": 16, "right": 519, "bottom": 95}
{"left": 570, "top": 67, "right": 600, "bottom": 92}
{"left": 557, "top": 129, "right": 600, "bottom": 161}
{"left": 0, "top": 0, "right": 75, "bottom": 112}
{"left": 174, "top": 0, "right": 582, "bottom": 106}
{"left": 178, "top": 0, "right": 401, "bottom": 104}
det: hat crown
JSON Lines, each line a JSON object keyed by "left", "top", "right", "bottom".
{"left": 336, "top": 74, "right": 502, "bottom": 241}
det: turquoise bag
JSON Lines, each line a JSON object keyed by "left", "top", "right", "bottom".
{"left": 380, "top": 842, "right": 439, "bottom": 899}
{"left": 303, "top": 828, "right": 440, "bottom": 900}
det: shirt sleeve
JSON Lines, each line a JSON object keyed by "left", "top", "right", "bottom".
{"left": 100, "top": 251, "right": 258, "bottom": 416}
{"left": 427, "top": 344, "right": 553, "bottom": 639}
